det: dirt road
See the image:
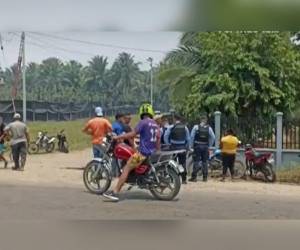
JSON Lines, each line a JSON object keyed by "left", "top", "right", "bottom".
{"left": 1, "top": 149, "right": 300, "bottom": 219}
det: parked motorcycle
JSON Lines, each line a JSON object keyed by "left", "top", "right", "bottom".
{"left": 208, "top": 149, "right": 246, "bottom": 178}
{"left": 244, "top": 144, "right": 276, "bottom": 182}
{"left": 28, "top": 131, "right": 56, "bottom": 154}
{"left": 83, "top": 135, "right": 184, "bottom": 201}
{"left": 57, "top": 129, "right": 69, "bottom": 153}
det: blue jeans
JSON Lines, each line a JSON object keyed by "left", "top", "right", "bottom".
{"left": 192, "top": 144, "right": 209, "bottom": 179}
{"left": 92, "top": 145, "right": 104, "bottom": 158}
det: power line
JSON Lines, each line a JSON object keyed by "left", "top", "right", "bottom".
{"left": 26, "top": 35, "right": 96, "bottom": 57}
{"left": 28, "top": 31, "right": 168, "bottom": 54}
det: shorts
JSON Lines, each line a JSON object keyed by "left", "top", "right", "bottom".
{"left": 127, "top": 152, "right": 147, "bottom": 170}
{"left": 0, "top": 144, "right": 5, "bottom": 154}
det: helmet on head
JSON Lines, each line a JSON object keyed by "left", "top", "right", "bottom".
{"left": 138, "top": 103, "right": 154, "bottom": 119}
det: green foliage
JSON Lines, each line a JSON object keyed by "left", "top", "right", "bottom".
{"left": 160, "top": 32, "right": 300, "bottom": 120}
{"left": 0, "top": 52, "right": 169, "bottom": 111}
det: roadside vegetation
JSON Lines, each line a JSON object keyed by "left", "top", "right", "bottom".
{"left": 277, "top": 166, "right": 300, "bottom": 184}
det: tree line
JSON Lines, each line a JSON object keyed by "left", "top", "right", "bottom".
{"left": 0, "top": 52, "right": 169, "bottom": 111}
{"left": 1, "top": 32, "right": 300, "bottom": 122}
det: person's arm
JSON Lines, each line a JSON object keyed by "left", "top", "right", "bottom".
{"left": 164, "top": 126, "right": 172, "bottom": 145}
{"left": 156, "top": 129, "right": 161, "bottom": 150}
{"left": 190, "top": 126, "right": 196, "bottom": 148}
{"left": 185, "top": 127, "right": 191, "bottom": 148}
{"left": 114, "top": 131, "right": 137, "bottom": 141}
{"left": 82, "top": 121, "right": 91, "bottom": 134}
{"left": 209, "top": 127, "right": 216, "bottom": 147}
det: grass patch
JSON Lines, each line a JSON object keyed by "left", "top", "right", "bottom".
{"left": 28, "top": 119, "right": 91, "bottom": 151}
{"left": 277, "top": 166, "right": 300, "bottom": 184}
{"left": 26, "top": 115, "right": 140, "bottom": 151}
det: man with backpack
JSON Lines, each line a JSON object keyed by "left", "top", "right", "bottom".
{"left": 164, "top": 114, "right": 190, "bottom": 184}
{"left": 189, "top": 115, "right": 215, "bottom": 182}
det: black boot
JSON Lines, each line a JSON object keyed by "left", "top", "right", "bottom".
{"left": 203, "top": 176, "right": 208, "bottom": 182}
{"left": 188, "top": 174, "right": 197, "bottom": 182}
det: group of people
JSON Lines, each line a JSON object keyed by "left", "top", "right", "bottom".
{"left": 82, "top": 103, "right": 240, "bottom": 202}
{"left": 0, "top": 113, "right": 30, "bottom": 171}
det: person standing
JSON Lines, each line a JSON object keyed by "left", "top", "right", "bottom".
{"left": 189, "top": 115, "right": 215, "bottom": 182}
{"left": 82, "top": 107, "right": 112, "bottom": 158}
{"left": 0, "top": 116, "right": 8, "bottom": 168}
{"left": 164, "top": 114, "right": 190, "bottom": 184}
{"left": 220, "top": 129, "right": 240, "bottom": 181}
{"left": 1, "top": 113, "right": 30, "bottom": 171}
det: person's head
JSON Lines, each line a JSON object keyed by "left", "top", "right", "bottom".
{"left": 154, "top": 114, "right": 163, "bottom": 126}
{"left": 174, "top": 114, "right": 182, "bottom": 122}
{"left": 226, "top": 128, "right": 235, "bottom": 136}
{"left": 123, "top": 113, "right": 132, "bottom": 125}
{"left": 115, "top": 113, "right": 124, "bottom": 122}
{"left": 199, "top": 115, "right": 207, "bottom": 125}
{"left": 161, "top": 116, "right": 169, "bottom": 126}
{"left": 95, "top": 107, "right": 103, "bottom": 117}
{"left": 138, "top": 103, "right": 154, "bottom": 120}
{"left": 13, "top": 113, "right": 21, "bottom": 121}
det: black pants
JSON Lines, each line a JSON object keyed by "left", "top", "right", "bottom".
{"left": 222, "top": 153, "right": 236, "bottom": 177}
{"left": 170, "top": 145, "right": 187, "bottom": 182}
{"left": 11, "top": 142, "right": 27, "bottom": 169}
{"left": 192, "top": 144, "right": 209, "bottom": 179}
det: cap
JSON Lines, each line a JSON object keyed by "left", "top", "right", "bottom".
{"left": 154, "top": 114, "right": 163, "bottom": 121}
{"left": 95, "top": 107, "right": 103, "bottom": 117}
{"left": 13, "top": 113, "right": 21, "bottom": 119}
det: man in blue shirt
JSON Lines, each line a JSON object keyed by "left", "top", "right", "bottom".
{"left": 189, "top": 115, "right": 215, "bottom": 182}
{"left": 112, "top": 113, "right": 125, "bottom": 135}
{"left": 164, "top": 114, "right": 190, "bottom": 184}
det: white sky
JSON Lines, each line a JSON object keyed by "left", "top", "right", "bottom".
{"left": 0, "top": 0, "right": 185, "bottom": 70}
{"left": 0, "top": 32, "right": 181, "bottom": 70}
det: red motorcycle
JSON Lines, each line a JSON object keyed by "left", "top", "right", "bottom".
{"left": 83, "top": 135, "right": 184, "bottom": 201}
{"left": 244, "top": 144, "right": 276, "bottom": 182}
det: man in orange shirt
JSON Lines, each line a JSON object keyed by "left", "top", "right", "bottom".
{"left": 82, "top": 107, "right": 112, "bottom": 158}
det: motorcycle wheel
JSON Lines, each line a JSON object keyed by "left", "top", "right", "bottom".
{"left": 46, "top": 142, "right": 55, "bottom": 153}
{"left": 150, "top": 166, "right": 181, "bottom": 201}
{"left": 83, "top": 161, "right": 111, "bottom": 195}
{"left": 59, "top": 141, "right": 69, "bottom": 153}
{"left": 28, "top": 142, "right": 39, "bottom": 154}
{"left": 262, "top": 163, "right": 276, "bottom": 183}
{"left": 234, "top": 160, "right": 246, "bottom": 178}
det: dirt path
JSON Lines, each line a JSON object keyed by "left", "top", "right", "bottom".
{"left": 1, "top": 149, "right": 300, "bottom": 219}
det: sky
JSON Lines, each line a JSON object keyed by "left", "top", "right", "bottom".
{"left": 0, "top": 32, "right": 181, "bottom": 70}
{"left": 0, "top": 0, "right": 185, "bottom": 70}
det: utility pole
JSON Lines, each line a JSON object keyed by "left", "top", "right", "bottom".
{"left": 22, "top": 32, "right": 26, "bottom": 122}
{"left": 147, "top": 57, "right": 153, "bottom": 106}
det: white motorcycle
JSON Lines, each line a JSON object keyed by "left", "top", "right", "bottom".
{"left": 28, "top": 131, "right": 56, "bottom": 154}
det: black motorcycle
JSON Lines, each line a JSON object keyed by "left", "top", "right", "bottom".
{"left": 57, "top": 130, "right": 69, "bottom": 153}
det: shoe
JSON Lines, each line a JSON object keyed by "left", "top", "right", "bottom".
{"left": 188, "top": 177, "right": 197, "bottom": 182}
{"left": 103, "top": 191, "right": 119, "bottom": 202}
{"left": 220, "top": 177, "right": 225, "bottom": 182}
{"left": 182, "top": 180, "right": 188, "bottom": 184}
{"left": 203, "top": 178, "right": 208, "bottom": 182}
{"left": 4, "top": 161, "right": 8, "bottom": 169}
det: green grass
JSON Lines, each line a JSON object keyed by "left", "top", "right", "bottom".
{"left": 27, "top": 115, "right": 140, "bottom": 151}
{"left": 277, "top": 166, "right": 300, "bottom": 184}
{"left": 28, "top": 119, "right": 91, "bottom": 151}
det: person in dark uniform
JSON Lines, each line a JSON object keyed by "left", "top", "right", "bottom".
{"left": 189, "top": 115, "right": 215, "bottom": 182}
{"left": 164, "top": 114, "right": 190, "bottom": 184}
